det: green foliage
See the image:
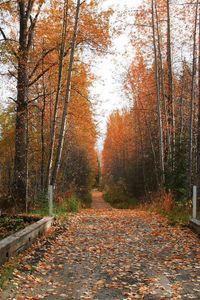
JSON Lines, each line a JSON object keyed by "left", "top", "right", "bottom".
{"left": 78, "top": 191, "right": 92, "bottom": 208}
{"left": 160, "top": 200, "right": 192, "bottom": 226}
{"left": 104, "top": 178, "right": 138, "bottom": 209}
{"left": 165, "top": 143, "right": 188, "bottom": 200}
{"left": 61, "top": 147, "right": 93, "bottom": 198}
{"left": 140, "top": 196, "right": 192, "bottom": 226}
{"left": 30, "top": 194, "right": 81, "bottom": 216}
{"left": 66, "top": 196, "right": 80, "bottom": 212}
{"left": 94, "top": 156, "right": 101, "bottom": 188}
{"left": 0, "top": 264, "right": 14, "bottom": 289}
{"left": 33, "top": 192, "right": 48, "bottom": 211}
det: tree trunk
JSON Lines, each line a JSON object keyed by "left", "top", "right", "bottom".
{"left": 13, "top": 2, "right": 29, "bottom": 210}
{"left": 155, "top": 1, "right": 170, "bottom": 162}
{"left": 46, "top": 0, "right": 69, "bottom": 188}
{"left": 189, "top": 0, "right": 199, "bottom": 186}
{"left": 152, "top": 0, "right": 165, "bottom": 183}
{"left": 139, "top": 96, "right": 159, "bottom": 188}
{"left": 13, "top": 0, "right": 42, "bottom": 210}
{"left": 166, "top": 0, "right": 175, "bottom": 167}
{"left": 50, "top": 0, "right": 81, "bottom": 188}
{"left": 41, "top": 88, "right": 46, "bottom": 193}
{"left": 196, "top": 3, "right": 200, "bottom": 189}
{"left": 179, "top": 71, "right": 185, "bottom": 146}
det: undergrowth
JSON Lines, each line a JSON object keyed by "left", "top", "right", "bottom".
{"left": 104, "top": 191, "right": 139, "bottom": 209}
{"left": 139, "top": 192, "right": 192, "bottom": 226}
{"left": 105, "top": 186, "right": 192, "bottom": 225}
{"left": 30, "top": 195, "right": 81, "bottom": 218}
{"left": 0, "top": 217, "right": 34, "bottom": 240}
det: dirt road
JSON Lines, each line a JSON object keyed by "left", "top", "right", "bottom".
{"left": 1, "top": 192, "right": 200, "bottom": 299}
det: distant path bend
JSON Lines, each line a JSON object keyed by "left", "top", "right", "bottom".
{"left": 91, "top": 191, "right": 111, "bottom": 209}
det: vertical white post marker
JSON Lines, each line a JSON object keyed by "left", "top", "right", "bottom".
{"left": 192, "top": 185, "right": 197, "bottom": 219}
{"left": 48, "top": 185, "right": 53, "bottom": 216}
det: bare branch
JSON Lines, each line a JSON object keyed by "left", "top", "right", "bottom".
{"left": 29, "top": 47, "right": 57, "bottom": 79}
{"left": 29, "top": 62, "right": 57, "bottom": 87}
{"left": 0, "top": 27, "right": 18, "bottom": 58}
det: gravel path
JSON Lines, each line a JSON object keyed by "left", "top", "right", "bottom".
{"left": 1, "top": 192, "right": 200, "bottom": 300}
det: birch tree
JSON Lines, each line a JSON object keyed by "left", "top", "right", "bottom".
{"left": 152, "top": 0, "right": 165, "bottom": 183}
{"left": 189, "top": 0, "right": 199, "bottom": 186}
{"left": 166, "top": 0, "right": 175, "bottom": 167}
{"left": 50, "top": 0, "right": 81, "bottom": 190}
{"left": 196, "top": 3, "right": 200, "bottom": 191}
{"left": 46, "top": 0, "right": 69, "bottom": 189}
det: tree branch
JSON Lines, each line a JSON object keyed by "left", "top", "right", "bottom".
{"left": 29, "top": 62, "right": 57, "bottom": 87}
{"left": 29, "top": 47, "right": 57, "bottom": 79}
{"left": 0, "top": 27, "right": 18, "bottom": 58}
{"left": 27, "top": 2, "right": 43, "bottom": 50}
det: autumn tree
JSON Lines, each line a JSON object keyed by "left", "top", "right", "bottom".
{"left": 103, "top": 0, "right": 199, "bottom": 203}
{"left": 0, "top": 0, "right": 111, "bottom": 211}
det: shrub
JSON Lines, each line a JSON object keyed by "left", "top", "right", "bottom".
{"left": 104, "top": 178, "right": 138, "bottom": 208}
{"left": 67, "top": 196, "right": 80, "bottom": 212}
{"left": 162, "top": 190, "right": 174, "bottom": 212}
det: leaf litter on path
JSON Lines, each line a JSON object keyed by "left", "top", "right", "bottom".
{"left": 1, "top": 194, "right": 200, "bottom": 300}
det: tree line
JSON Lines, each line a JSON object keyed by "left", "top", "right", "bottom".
{"left": 103, "top": 0, "right": 200, "bottom": 202}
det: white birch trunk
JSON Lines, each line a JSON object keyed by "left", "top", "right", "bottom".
{"left": 152, "top": 0, "right": 165, "bottom": 183}
{"left": 189, "top": 0, "right": 199, "bottom": 185}
{"left": 47, "top": 0, "right": 69, "bottom": 188}
{"left": 51, "top": 0, "right": 81, "bottom": 188}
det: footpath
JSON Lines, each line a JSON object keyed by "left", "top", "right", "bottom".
{"left": 1, "top": 192, "right": 200, "bottom": 299}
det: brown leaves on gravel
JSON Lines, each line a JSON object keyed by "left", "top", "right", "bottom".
{"left": 1, "top": 208, "right": 200, "bottom": 300}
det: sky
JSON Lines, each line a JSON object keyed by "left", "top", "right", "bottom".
{"left": 89, "top": 0, "right": 142, "bottom": 150}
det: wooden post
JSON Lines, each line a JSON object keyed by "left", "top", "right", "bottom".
{"left": 48, "top": 185, "right": 53, "bottom": 216}
{"left": 193, "top": 185, "right": 197, "bottom": 219}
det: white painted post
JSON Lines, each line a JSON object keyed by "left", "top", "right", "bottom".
{"left": 48, "top": 185, "right": 53, "bottom": 216}
{"left": 192, "top": 185, "right": 197, "bottom": 219}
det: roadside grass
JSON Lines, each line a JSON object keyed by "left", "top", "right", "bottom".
{"left": 160, "top": 201, "right": 192, "bottom": 226}
{"left": 30, "top": 195, "right": 81, "bottom": 218}
{"left": 124, "top": 198, "right": 191, "bottom": 226}
{"left": 0, "top": 261, "right": 16, "bottom": 289}
{"left": 104, "top": 189, "right": 192, "bottom": 226}
{"left": 67, "top": 196, "right": 80, "bottom": 212}
{"left": 139, "top": 197, "right": 192, "bottom": 226}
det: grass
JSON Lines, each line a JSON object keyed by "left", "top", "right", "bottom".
{"left": 104, "top": 187, "right": 193, "bottom": 226}
{"left": 67, "top": 196, "right": 80, "bottom": 212}
{"left": 29, "top": 195, "right": 81, "bottom": 218}
{"left": 0, "top": 262, "right": 15, "bottom": 289}
{"left": 140, "top": 198, "right": 192, "bottom": 226}
{"left": 160, "top": 205, "right": 191, "bottom": 225}
{"left": 112, "top": 198, "right": 139, "bottom": 209}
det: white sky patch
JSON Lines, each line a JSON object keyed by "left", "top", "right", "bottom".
{"left": 89, "top": 0, "right": 142, "bottom": 150}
